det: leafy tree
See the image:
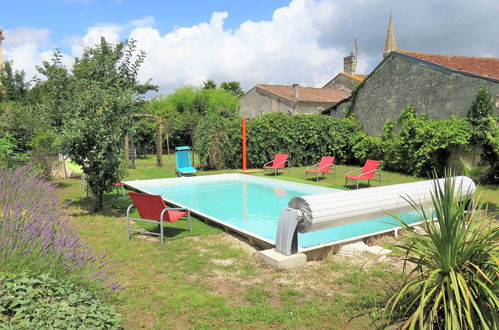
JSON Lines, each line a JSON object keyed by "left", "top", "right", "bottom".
{"left": 147, "top": 96, "right": 184, "bottom": 153}
{"left": 202, "top": 79, "right": 217, "bottom": 90}
{"left": 220, "top": 81, "right": 244, "bottom": 97}
{"left": 0, "top": 134, "right": 26, "bottom": 170}
{"left": 34, "top": 50, "right": 74, "bottom": 129}
{"left": 0, "top": 61, "right": 30, "bottom": 102}
{"left": 28, "top": 128, "right": 60, "bottom": 180}
{"left": 39, "top": 38, "right": 157, "bottom": 209}
{"left": 162, "top": 86, "right": 239, "bottom": 149}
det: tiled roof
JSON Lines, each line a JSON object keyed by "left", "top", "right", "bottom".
{"left": 256, "top": 84, "right": 350, "bottom": 103}
{"left": 340, "top": 72, "right": 367, "bottom": 82}
{"left": 397, "top": 50, "right": 499, "bottom": 80}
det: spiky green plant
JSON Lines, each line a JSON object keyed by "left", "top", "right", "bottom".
{"left": 459, "top": 157, "right": 489, "bottom": 183}
{"left": 385, "top": 173, "right": 498, "bottom": 329}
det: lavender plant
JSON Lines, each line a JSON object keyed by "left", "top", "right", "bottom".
{"left": 0, "top": 166, "right": 119, "bottom": 291}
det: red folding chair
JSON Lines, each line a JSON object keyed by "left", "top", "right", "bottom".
{"left": 263, "top": 154, "right": 290, "bottom": 176}
{"left": 126, "top": 192, "right": 191, "bottom": 245}
{"left": 345, "top": 159, "right": 382, "bottom": 189}
{"left": 305, "top": 156, "right": 336, "bottom": 181}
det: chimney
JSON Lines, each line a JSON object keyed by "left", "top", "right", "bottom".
{"left": 343, "top": 53, "right": 356, "bottom": 75}
{"left": 293, "top": 84, "right": 300, "bottom": 100}
{"left": 343, "top": 39, "right": 357, "bottom": 75}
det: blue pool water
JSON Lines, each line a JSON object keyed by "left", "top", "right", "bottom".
{"left": 125, "top": 175, "right": 423, "bottom": 249}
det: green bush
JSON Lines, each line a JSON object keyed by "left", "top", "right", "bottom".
{"left": 194, "top": 113, "right": 364, "bottom": 170}
{"left": 195, "top": 115, "right": 241, "bottom": 169}
{"left": 357, "top": 107, "right": 471, "bottom": 176}
{"left": 0, "top": 273, "right": 122, "bottom": 329}
{"left": 195, "top": 107, "right": 480, "bottom": 178}
{"left": 467, "top": 87, "right": 499, "bottom": 183}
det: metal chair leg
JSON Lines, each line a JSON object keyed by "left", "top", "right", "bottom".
{"left": 160, "top": 221, "right": 164, "bottom": 245}
{"left": 126, "top": 217, "right": 131, "bottom": 241}
{"left": 188, "top": 211, "right": 192, "bottom": 233}
{"left": 356, "top": 180, "right": 360, "bottom": 189}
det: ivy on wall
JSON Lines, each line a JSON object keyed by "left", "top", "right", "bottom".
{"left": 194, "top": 88, "right": 496, "bottom": 182}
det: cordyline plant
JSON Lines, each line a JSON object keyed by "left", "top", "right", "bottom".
{"left": 0, "top": 166, "right": 119, "bottom": 291}
{"left": 385, "top": 173, "right": 498, "bottom": 329}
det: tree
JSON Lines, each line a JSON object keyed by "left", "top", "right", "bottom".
{"left": 162, "top": 86, "right": 239, "bottom": 151}
{"left": 34, "top": 51, "right": 74, "bottom": 129}
{"left": 39, "top": 38, "right": 157, "bottom": 209}
{"left": 202, "top": 79, "right": 217, "bottom": 90}
{"left": 220, "top": 81, "right": 244, "bottom": 97}
{"left": 0, "top": 61, "right": 30, "bottom": 102}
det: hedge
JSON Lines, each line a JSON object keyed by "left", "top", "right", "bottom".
{"left": 194, "top": 110, "right": 480, "bottom": 179}
{"left": 194, "top": 113, "right": 364, "bottom": 169}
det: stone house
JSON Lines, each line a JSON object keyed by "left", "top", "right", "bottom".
{"left": 239, "top": 41, "right": 363, "bottom": 118}
{"left": 326, "top": 50, "right": 499, "bottom": 135}
{"left": 323, "top": 72, "right": 366, "bottom": 93}
{"left": 238, "top": 84, "right": 349, "bottom": 118}
{"left": 324, "top": 14, "right": 499, "bottom": 134}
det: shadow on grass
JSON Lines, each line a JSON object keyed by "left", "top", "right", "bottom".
{"left": 54, "top": 181, "right": 72, "bottom": 188}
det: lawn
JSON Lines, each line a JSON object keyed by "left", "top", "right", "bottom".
{"left": 57, "top": 155, "right": 498, "bottom": 329}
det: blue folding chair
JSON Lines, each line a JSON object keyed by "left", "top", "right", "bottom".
{"left": 175, "top": 146, "right": 197, "bottom": 176}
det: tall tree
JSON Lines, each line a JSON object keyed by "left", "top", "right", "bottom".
{"left": 0, "top": 61, "right": 30, "bottom": 102}
{"left": 220, "top": 81, "right": 244, "bottom": 97}
{"left": 162, "top": 86, "right": 239, "bottom": 151}
{"left": 39, "top": 38, "right": 157, "bottom": 209}
{"left": 202, "top": 79, "right": 217, "bottom": 90}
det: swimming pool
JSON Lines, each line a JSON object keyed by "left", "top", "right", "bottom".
{"left": 123, "top": 174, "right": 423, "bottom": 250}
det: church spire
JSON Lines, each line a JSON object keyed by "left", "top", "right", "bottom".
{"left": 343, "top": 39, "right": 357, "bottom": 75}
{"left": 383, "top": 11, "right": 397, "bottom": 58}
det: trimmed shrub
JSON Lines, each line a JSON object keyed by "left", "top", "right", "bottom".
{"left": 195, "top": 107, "right": 478, "bottom": 178}
{"left": 194, "top": 113, "right": 364, "bottom": 170}
{"left": 0, "top": 273, "right": 122, "bottom": 328}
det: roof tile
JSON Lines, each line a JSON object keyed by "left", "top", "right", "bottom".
{"left": 397, "top": 50, "right": 499, "bottom": 79}
{"left": 256, "top": 84, "right": 350, "bottom": 103}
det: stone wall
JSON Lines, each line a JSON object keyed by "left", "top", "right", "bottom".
{"left": 323, "top": 74, "right": 357, "bottom": 92}
{"left": 239, "top": 87, "right": 333, "bottom": 118}
{"left": 351, "top": 55, "right": 499, "bottom": 135}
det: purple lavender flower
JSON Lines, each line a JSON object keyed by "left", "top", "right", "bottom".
{"left": 0, "top": 166, "right": 120, "bottom": 291}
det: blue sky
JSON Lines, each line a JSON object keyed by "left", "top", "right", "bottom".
{"left": 1, "top": 0, "right": 290, "bottom": 50}
{"left": 2, "top": 0, "right": 498, "bottom": 94}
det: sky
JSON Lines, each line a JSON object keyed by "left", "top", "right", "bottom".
{"left": 1, "top": 0, "right": 499, "bottom": 95}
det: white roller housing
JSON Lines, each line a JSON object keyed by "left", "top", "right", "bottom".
{"left": 289, "top": 176, "right": 475, "bottom": 233}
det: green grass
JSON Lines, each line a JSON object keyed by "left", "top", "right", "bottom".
{"left": 57, "top": 155, "right": 498, "bottom": 329}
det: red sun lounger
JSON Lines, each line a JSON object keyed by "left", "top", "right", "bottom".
{"left": 263, "top": 154, "right": 290, "bottom": 176}
{"left": 126, "top": 192, "right": 191, "bottom": 245}
{"left": 305, "top": 156, "right": 336, "bottom": 181}
{"left": 345, "top": 159, "right": 383, "bottom": 189}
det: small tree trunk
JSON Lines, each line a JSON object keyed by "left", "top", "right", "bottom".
{"left": 93, "top": 192, "right": 104, "bottom": 211}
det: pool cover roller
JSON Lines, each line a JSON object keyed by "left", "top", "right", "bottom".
{"left": 276, "top": 176, "right": 475, "bottom": 255}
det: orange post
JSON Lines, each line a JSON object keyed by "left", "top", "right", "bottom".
{"left": 242, "top": 118, "right": 247, "bottom": 170}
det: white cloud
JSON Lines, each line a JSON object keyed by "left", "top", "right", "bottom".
{"left": 129, "top": 0, "right": 345, "bottom": 93}
{"left": 2, "top": 27, "right": 60, "bottom": 81}
{"left": 3, "top": 0, "right": 499, "bottom": 94}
